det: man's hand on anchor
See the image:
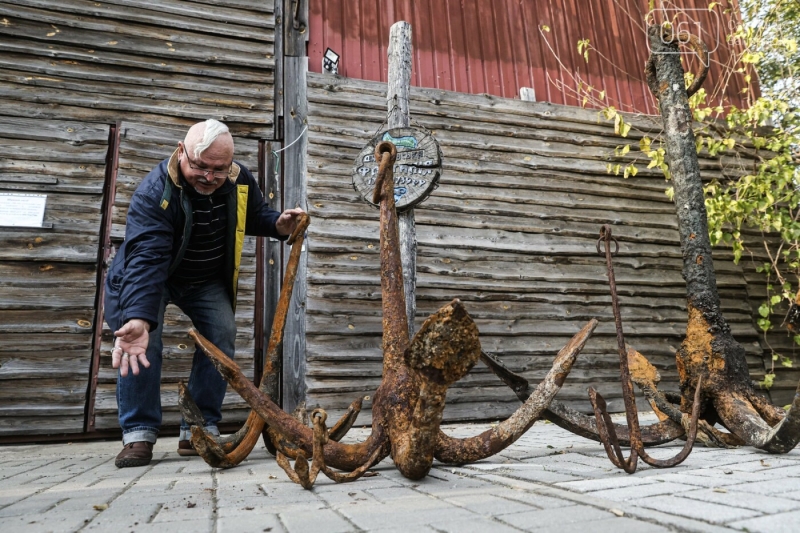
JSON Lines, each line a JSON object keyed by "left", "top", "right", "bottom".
{"left": 276, "top": 207, "right": 306, "bottom": 237}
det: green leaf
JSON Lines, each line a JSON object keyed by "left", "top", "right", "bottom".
{"left": 771, "top": 295, "right": 782, "bottom": 305}
{"left": 758, "top": 303, "right": 771, "bottom": 317}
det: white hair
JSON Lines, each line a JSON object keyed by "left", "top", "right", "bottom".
{"left": 192, "top": 119, "right": 231, "bottom": 158}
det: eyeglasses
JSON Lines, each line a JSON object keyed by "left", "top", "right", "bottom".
{"left": 181, "top": 146, "right": 231, "bottom": 179}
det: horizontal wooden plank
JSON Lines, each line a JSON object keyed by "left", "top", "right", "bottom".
{"left": 307, "top": 298, "right": 755, "bottom": 327}
{"left": 0, "top": 35, "right": 272, "bottom": 84}
{"left": 0, "top": 232, "right": 100, "bottom": 262}
{"left": 0, "top": 81, "right": 271, "bottom": 126}
{"left": 0, "top": 4, "right": 274, "bottom": 64}
{"left": 93, "top": 384, "right": 253, "bottom": 414}
{"left": 0, "top": 113, "right": 110, "bottom": 144}
{"left": 0, "top": 53, "right": 271, "bottom": 101}
{"left": 304, "top": 313, "right": 759, "bottom": 340}
{"left": 0, "top": 98, "right": 272, "bottom": 139}
{"left": 307, "top": 284, "right": 751, "bottom": 314}
{"left": 0, "top": 68, "right": 271, "bottom": 114}
{"left": 93, "top": 409, "right": 248, "bottom": 431}
{"left": 307, "top": 253, "right": 748, "bottom": 289}
{"left": 0, "top": 285, "right": 96, "bottom": 310}
{"left": 0, "top": 260, "right": 97, "bottom": 283}
{"left": 5, "top": 0, "right": 274, "bottom": 40}
{"left": 0, "top": 377, "right": 88, "bottom": 403}
{"left": 0, "top": 310, "right": 95, "bottom": 333}
{"left": 0, "top": 415, "right": 85, "bottom": 435}
{"left": 0, "top": 353, "right": 91, "bottom": 380}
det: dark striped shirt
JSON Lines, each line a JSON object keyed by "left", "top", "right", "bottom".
{"left": 170, "top": 192, "right": 227, "bottom": 285}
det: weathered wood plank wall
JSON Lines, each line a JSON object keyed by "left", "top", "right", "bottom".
{"left": 0, "top": 0, "right": 275, "bottom": 136}
{"left": 0, "top": 0, "right": 277, "bottom": 436}
{"left": 0, "top": 117, "right": 108, "bottom": 436}
{"left": 302, "top": 73, "right": 770, "bottom": 423}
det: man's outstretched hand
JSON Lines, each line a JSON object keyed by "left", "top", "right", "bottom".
{"left": 275, "top": 207, "right": 306, "bottom": 237}
{"left": 112, "top": 319, "right": 151, "bottom": 377}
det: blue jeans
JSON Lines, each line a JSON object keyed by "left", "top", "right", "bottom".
{"left": 117, "top": 278, "right": 237, "bottom": 445}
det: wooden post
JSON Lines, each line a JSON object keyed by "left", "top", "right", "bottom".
{"left": 387, "top": 21, "right": 416, "bottom": 337}
{"left": 263, "top": 141, "right": 283, "bottom": 403}
{"left": 281, "top": 0, "right": 309, "bottom": 412}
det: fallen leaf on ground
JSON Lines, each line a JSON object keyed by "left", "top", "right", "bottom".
{"left": 713, "top": 488, "right": 728, "bottom": 493}
{"left": 93, "top": 504, "right": 108, "bottom": 511}
{"left": 609, "top": 508, "right": 624, "bottom": 517}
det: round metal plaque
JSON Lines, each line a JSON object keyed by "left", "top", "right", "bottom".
{"left": 352, "top": 126, "right": 442, "bottom": 211}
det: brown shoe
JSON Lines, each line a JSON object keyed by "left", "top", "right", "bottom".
{"left": 177, "top": 439, "right": 198, "bottom": 457}
{"left": 115, "top": 441, "right": 153, "bottom": 468}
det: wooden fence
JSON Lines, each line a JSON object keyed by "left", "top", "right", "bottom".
{"left": 301, "top": 72, "right": 771, "bottom": 423}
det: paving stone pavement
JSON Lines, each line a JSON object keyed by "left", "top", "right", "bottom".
{"left": 2, "top": 414, "right": 800, "bottom": 533}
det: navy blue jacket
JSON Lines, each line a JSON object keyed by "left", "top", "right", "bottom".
{"left": 104, "top": 149, "right": 285, "bottom": 332}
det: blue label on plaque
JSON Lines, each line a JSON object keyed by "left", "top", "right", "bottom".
{"left": 382, "top": 132, "right": 418, "bottom": 149}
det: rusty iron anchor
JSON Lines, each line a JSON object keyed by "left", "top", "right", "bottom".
{"left": 187, "top": 140, "right": 598, "bottom": 488}
{"left": 588, "top": 225, "right": 701, "bottom": 473}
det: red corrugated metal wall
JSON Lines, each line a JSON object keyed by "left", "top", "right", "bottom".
{"left": 309, "top": 0, "right": 751, "bottom": 114}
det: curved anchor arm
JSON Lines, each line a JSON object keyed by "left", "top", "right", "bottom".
{"left": 434, "top": 319, "right": 597, "bottom": 464}
{"left": 714, "top": 381, "right": 800, "bottom": 454}
{"left": 479, "top": 350, "right": 687, "bottom": 446}
{"left": 188, "top": 328, "right": 386, "bottom": 471}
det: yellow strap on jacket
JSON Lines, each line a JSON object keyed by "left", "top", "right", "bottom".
{"left": 233, "top": 184, "right": 248, "bottom": 302}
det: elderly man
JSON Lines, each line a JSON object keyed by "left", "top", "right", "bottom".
{"left": 105, "top": 119, "right": 303, "bottom": 468}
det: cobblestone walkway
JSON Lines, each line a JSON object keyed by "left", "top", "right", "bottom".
{"left": 2, "top": 416, "right": 800, "bottom": 532}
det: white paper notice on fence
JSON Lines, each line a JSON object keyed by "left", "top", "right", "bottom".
{"left": 0, "top": 193, "right": 47, "bottom": 227}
